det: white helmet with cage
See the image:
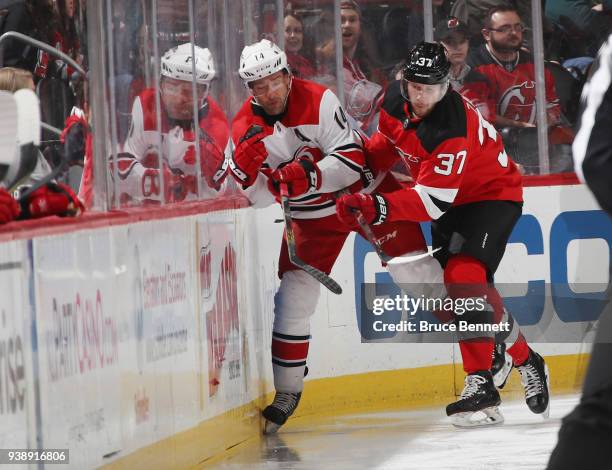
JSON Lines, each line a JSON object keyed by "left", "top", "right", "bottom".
{"left": 161, "top": 43, "right": 216, "bottom": 85}
{"left": 238, "top": 39, "right": 290, "bottom": 85}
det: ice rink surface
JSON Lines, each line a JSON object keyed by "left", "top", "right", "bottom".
{"left": 214, "top": 394, "right": 579, "bottom": 469}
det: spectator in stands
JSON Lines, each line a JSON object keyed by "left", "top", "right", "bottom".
{"left": 284, "top": 12, "right": 315, "bottom": 80}
{"left": 407, "top": 0, "right": 454, "bottom": 50}
{"left": 450, "top": 0, "right": 531, "bottom": 47}
{"left": 33, "top": 0, "right": 79, "bottom": 80}
{"left": 435, "top": 16, "right": 493, "bottom": 121}
{"left": 56, "top": 0, "right": 81, "bottom": 71}
{"left": 0, "top": 65, "right": 35, "bottom": 92}
{"left": 545, "top": 0, "right": 612, "bottom": 59}
{"left": 468, "top": 5, "right": 572, "bottom": 174}
{"left": 0, "top": 66, "right": 83, "bottom": 219}
{"left": 0, "top": 0, "right": 57, "bottom": 73}
{"left": 339, "top": 0, "right": 384, "bottom": 134}
{"left": 340, "top": 0, "right": 383, "bottom": 84}
{"left": 468, "top": 5, "right": 561, "bottom": 129}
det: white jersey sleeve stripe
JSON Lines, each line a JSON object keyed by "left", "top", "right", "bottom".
{"left": 413, "top": 184, "right": 459, "bottom": 220}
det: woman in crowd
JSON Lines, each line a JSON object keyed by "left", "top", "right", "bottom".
{"left": 284, "top": 12, "right": 315, "bottom": 80}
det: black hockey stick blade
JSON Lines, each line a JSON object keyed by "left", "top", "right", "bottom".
{"left": 280, "top": 184, "right": 343, "bottom": 295}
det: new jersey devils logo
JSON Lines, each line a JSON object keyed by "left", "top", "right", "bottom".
{"left": 499, "top": 81, "right": 537, "bottom": 124}
{"left": 396, "top": 147, "right": 420, "bottom": 164}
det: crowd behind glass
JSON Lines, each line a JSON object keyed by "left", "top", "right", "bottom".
{"left": 0, "top": 0, "right": 610, "bottom": 214}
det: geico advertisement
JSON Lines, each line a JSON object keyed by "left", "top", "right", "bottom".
{"left": 0, "top": 241, "right": 31, "bottom": 450}
{"left": 354, "top": 184, "right": 612, "bottom": 340}
{"left": 33, "top": 231, "right": 121, "bottom": 468}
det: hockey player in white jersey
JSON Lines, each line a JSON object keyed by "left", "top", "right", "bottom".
{"left": 114, "top": 43, "right": 229, "bottom": 205}
{"left": 228, "top": 39, "right": 443, "bottom": 433}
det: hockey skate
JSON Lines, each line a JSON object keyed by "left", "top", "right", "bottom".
{"left": 492, "top": 342, "right": 513, "bottom": 389}
{"left": 516, "top": 349, "right": 550, "bottom": 418}
{"left": 263, "top": 392, "right": 302, "bottom": 434}
{"left": 446, "top": 371, "right": 504, "bottom": 427}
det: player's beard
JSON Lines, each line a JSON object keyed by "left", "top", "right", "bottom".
{"left": 490, "top": 35, "right": 522, "bottom": 55}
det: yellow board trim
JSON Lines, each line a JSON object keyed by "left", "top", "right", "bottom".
{"left": 103, "top": 353, "right": 589, "bottom": 470}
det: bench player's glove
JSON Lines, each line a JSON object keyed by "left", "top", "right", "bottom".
{"left": 19, "top": 182, "right": 84, "bottom": 218}
{"left": 229, "top": 125, "right": 267, "bottom": 188}
{"left": 0, "top": 188, "right": 20, "bottom": 224}
{"left": 335, "top": 192, "right": 388, "bottom": 229}
{"left": 200, "top": 137, "right": 228, "bottom": 191}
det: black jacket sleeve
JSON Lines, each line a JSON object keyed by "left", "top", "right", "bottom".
{"left": 573, "top": 34, "right": 612, "bottom": 216}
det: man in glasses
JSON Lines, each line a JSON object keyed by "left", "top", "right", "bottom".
{"left": 117, "top": 43, "right": 229, "bottom": 205}
{"left": 468, "top": 5, "right": 561, "bottom": 131}
{"left": 228, "top": 39, "right": 434, "bottom": 433}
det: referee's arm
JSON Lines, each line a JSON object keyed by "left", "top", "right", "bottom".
{"left": 573, "top": 34, "right": 612, "bottom": 216}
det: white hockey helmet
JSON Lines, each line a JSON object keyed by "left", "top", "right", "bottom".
{"left": 238, "top": 39, "right": 289, "bottom": 85}
{"left": 161, "top": 43, "right": 215, "bottom": 85}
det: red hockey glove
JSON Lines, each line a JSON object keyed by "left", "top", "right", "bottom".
{"left": 336, "top": 192, "right": 388, "bottom": 229}
{"left": 20, "top": 182, "right": 84, "bottom": 218}
{"left": 229, "top": 125, "right": 267, "bottom": 187}
{"left": 0, "top": 188, "right": 20, "bottom": 224}
{"left": 200, "top": 138, "right": 228, "bottom": 191}
{"left": 267, "top": 157, "right": 322, "bottom": 198}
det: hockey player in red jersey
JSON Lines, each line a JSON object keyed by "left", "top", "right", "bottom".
{"left": 228, "top": 39, "right": 439, "bottom": 433}
{"left": 336, "top": 42, "right": 550, "bottom": 426}
{"left": 114, "top": 43, "right": 229, "bottom": 205}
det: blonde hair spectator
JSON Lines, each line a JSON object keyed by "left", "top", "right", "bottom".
{"left": 0, "top": 67, "right": 36, "bottom": 93}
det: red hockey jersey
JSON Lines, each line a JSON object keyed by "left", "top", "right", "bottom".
{"left": 468, "top": 45, "right": 561, "bottom": 125}
{"left": 366, "top": 82, "right": 523, "bottom": 222}
{"left": 231, "top": 78, "right": 379, "bottom": 219}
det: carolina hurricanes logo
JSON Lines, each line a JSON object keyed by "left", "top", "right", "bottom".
{"left": 499, "top": 81, "right": 537, "bottom": 124}
{"left": 292, "top": 145, "right": 323, "bottom": 162}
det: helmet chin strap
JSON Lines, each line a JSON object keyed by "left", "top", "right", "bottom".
{"left": 281, "top": 75, "right": 293, "bottom": 111}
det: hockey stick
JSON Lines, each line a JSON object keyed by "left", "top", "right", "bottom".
{"left": 279, "top": 183, "right": 343, "bottom": 295}
{"left": 353, "top": 209, "right": 393, "bottom": 263}
{"left": 386, "top": 247, "right": 441, "bottom": 265}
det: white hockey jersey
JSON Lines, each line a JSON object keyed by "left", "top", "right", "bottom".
{"left": 230, "top": 78, "right": 379, "bottom": 219}
{"left": 116, "top": 88, "right": 229, "bottom": 204}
